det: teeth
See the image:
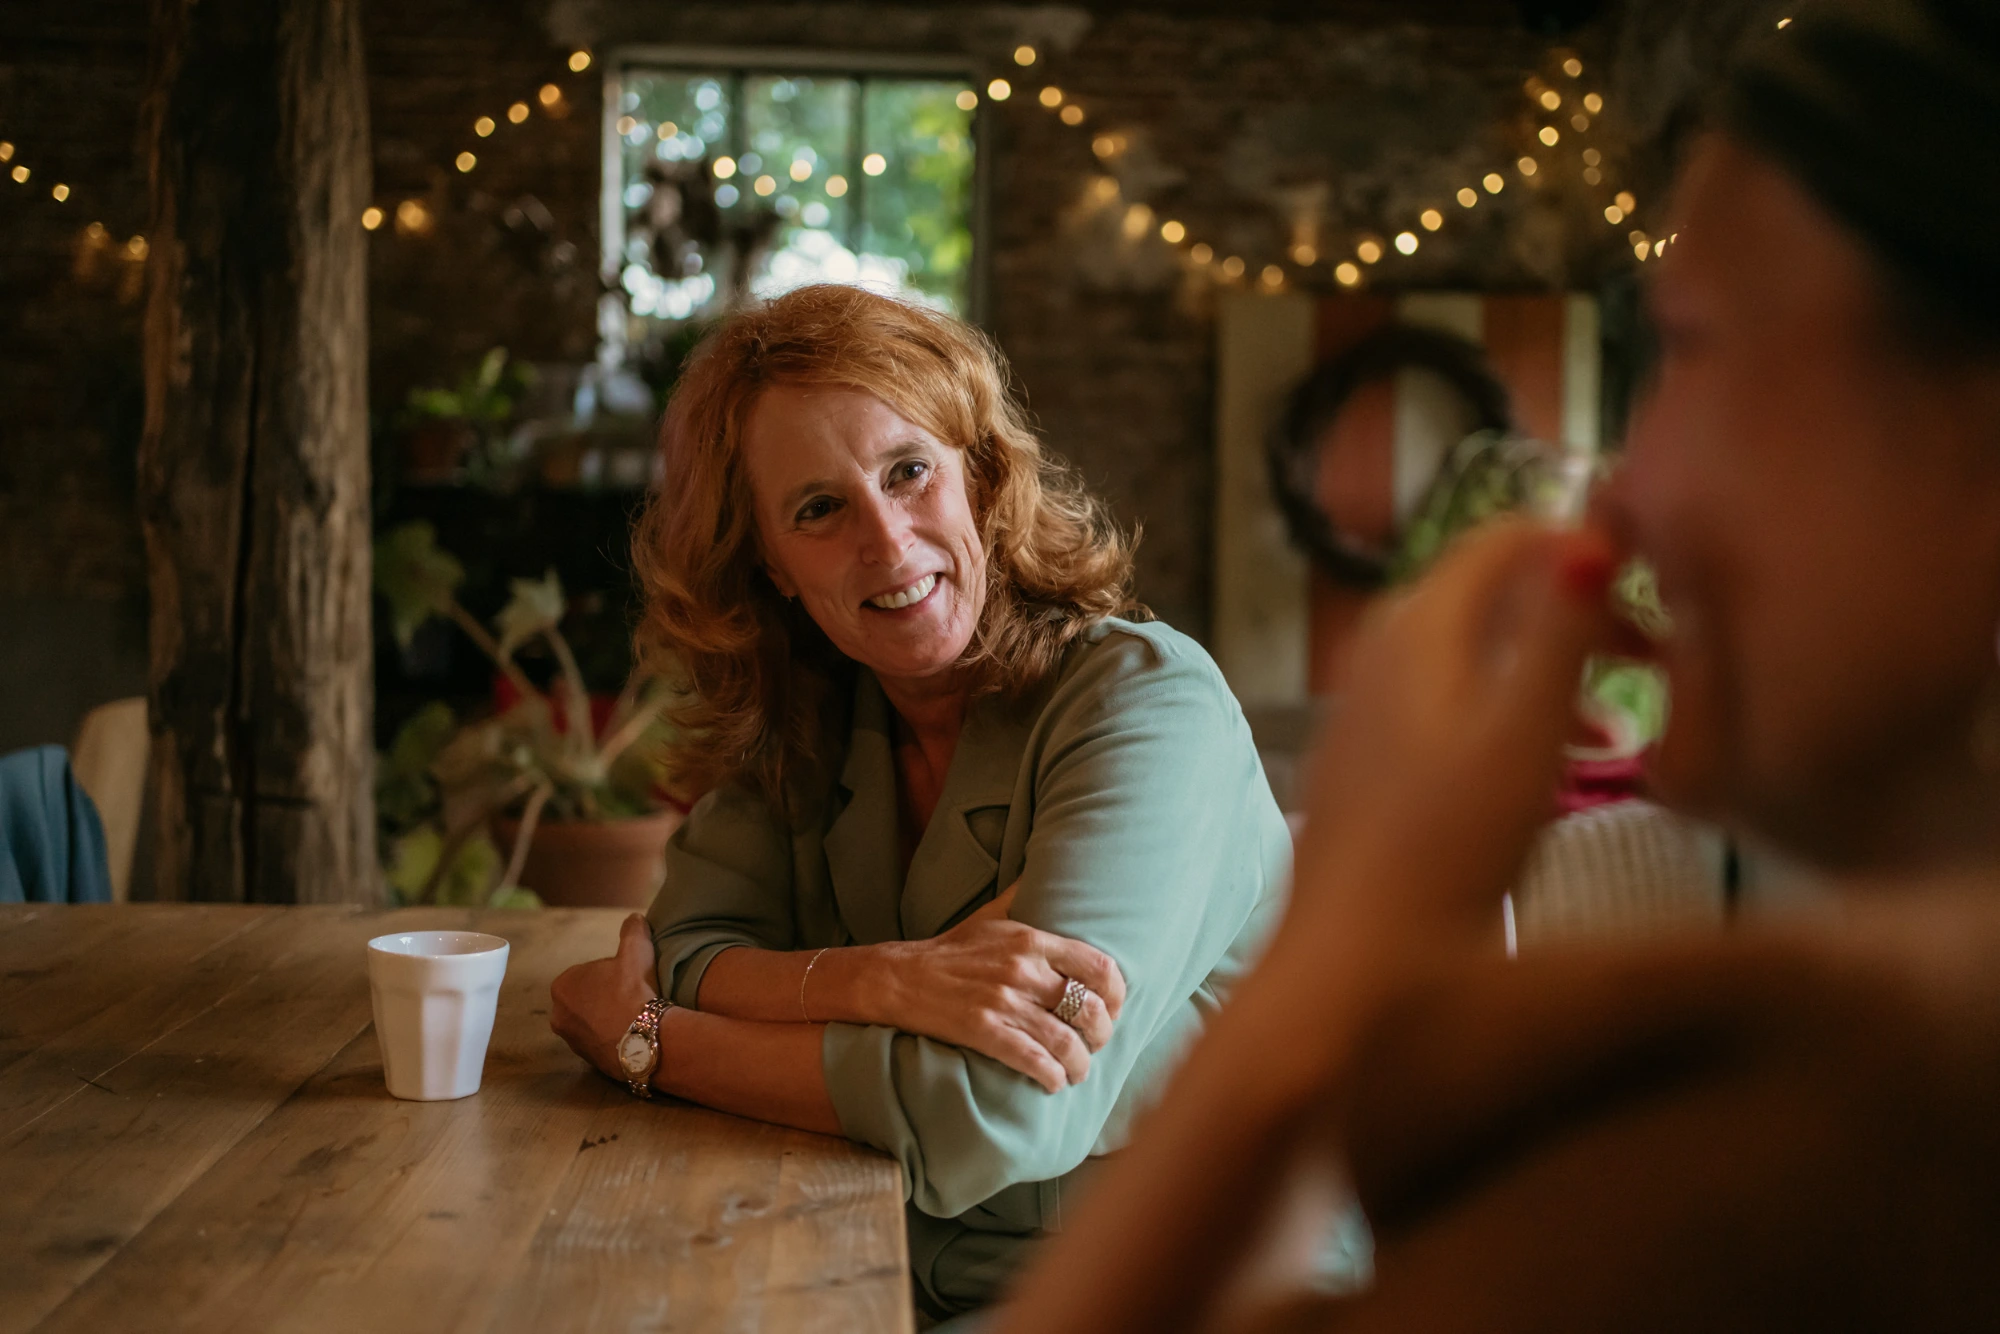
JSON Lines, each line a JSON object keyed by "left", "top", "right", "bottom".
{"left": 869, "top": 574, "right": 937, "bottom": 610}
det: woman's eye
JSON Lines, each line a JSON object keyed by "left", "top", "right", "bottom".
{"left": 892, "top": 460, "right": 929, "bottom": 486}
{"left": 795, "top": 497, "right": 835, "bottom": 524}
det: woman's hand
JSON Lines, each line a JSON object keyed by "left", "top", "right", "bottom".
{"left": 865, "top": 886, "right": 1129, "bottom": 1095}
{"left": 1287, "top": 519, "right": 1621, "bottom": 969}
{"left": 550, "top": 913, "right": 660, "bottom": 1080}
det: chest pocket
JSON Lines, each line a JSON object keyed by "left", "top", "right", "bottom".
{"left": 964, "top": 805, "right": 1008, "bottom": 863}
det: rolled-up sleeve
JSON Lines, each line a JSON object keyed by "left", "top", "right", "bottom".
{"left": 647, "top": 782, "right": 798, "bottom": 1008}
{"left": 822, "top": 631, "right": 1281, "bottom": 1219}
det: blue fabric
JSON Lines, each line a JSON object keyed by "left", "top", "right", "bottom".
{"left": 0, "top": 745, "right": 112, "bottom": 904}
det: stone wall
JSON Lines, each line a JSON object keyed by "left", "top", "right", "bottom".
{"left": 0, "top": 0, "right": 1779, "bottom": 751}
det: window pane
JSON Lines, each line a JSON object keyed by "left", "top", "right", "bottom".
{"left": 860, "top": 81, "right": 977, "bottom": 311}
{"left": 618, "top": 72, "right": 732, "bottom": 319}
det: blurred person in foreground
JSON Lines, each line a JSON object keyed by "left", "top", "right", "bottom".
{"left": 998, "top": 2, "right": 2000, "bottom": 1329}
{"left": 548, "top": 285, "right": 1289, "bottom": 1324}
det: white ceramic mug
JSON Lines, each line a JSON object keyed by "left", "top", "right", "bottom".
{"left": 367, "top": 930, "right": 511, "bottom": 1101}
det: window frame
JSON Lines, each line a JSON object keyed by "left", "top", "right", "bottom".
{"left": 599, "top": 45, "right": 993, "bottom": 346}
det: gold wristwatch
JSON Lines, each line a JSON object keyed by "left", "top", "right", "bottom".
{"left": 617, "top": 997, "right": 672, "bottom": 1098}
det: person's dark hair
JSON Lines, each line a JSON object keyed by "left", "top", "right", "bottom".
{"left": 1723, "top": 0, "right": 2000, "bottom": 353}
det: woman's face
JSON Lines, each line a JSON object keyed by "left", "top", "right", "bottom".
{"left": 1605, "top": 136, "right": 2000, "bottom": 869}
{"left": 741, "top": 384, "right": 988, "bottom": 691}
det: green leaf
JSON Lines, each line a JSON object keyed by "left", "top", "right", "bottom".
{"left": 488, "top": 884, "right": 544, "bottom": 910}
{"left": 494, "top": 569, "right": 566, "bottom": 660}
{"left": 373, "top": 522, "right": 465, "bottom": 649}
{"left": 385, "top": 826, "right": 503, "bottom": 907}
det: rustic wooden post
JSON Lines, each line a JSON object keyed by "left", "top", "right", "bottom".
{"left": 141, "top": 0, "right": 377, "bottom": 903}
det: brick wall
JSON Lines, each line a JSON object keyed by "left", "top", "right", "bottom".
{"left": 0, "top": 0, "right": 1775, "bottom": 745}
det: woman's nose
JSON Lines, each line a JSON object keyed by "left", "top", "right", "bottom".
{"left": 853, "top": 494, "right": 913, "bottom": 566}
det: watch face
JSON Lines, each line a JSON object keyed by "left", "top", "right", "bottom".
{"left": 618, "top": 1029, "right": 653, "bottom": 1078}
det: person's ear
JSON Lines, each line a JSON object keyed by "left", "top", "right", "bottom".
{"left": 765, "top": 563, "right": 799, "bottom": 600}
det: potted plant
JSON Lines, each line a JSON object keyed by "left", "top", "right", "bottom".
{"left": 400, "top": 347, "right": 536, "bottom": 485}
{"left": 373, "top": 520, "right": 684, "bottom": 908}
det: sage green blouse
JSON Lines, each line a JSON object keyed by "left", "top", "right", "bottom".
{"left": 647, "top": 618, "right": 1290, "bottom": 1315}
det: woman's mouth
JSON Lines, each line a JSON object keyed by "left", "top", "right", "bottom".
{"left": 865, "top": 573, "right": 939, "bottom": 611}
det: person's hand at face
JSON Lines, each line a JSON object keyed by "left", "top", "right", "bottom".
{"left": 742, "top": 386, "right": 988, "bottom": 691}
{"left": 1284, "top": 519, "right": 1621, "bottom": 974}
{"left": 550, "top": 914, "right": 660, "bottom": 1080}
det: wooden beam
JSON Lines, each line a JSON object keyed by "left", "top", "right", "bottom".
{"left": 140, "top": 0, "right": 377, "bottom": 903}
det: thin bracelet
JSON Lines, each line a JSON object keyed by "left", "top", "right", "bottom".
{"left": 799, "top": 947, "right": 830, "bottom": 1022}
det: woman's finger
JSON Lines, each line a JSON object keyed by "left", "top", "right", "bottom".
{"left": 1040, "top": 934, "right": 1127, "bottom": 1020}
{"left": 1068, "top": 988, "right": 1115, "bottom": 1053}
{"left": 983, "top": 1025, "right": 1068, "bottom": 1094}
{"left": 1016, "top": 1005, "right": 1092, "bottom": 1087}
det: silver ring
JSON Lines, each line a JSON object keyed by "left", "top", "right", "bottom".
{"left": 1053, "top": 977, "right": 1091, "bottom": 1027}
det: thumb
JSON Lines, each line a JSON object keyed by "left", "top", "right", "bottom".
{"left": 970, "top": 882, "right": 1020, "bottom": 922}
{"left": 615, "top": 912, "right": 655, "bottom": 972}
{"left": 1502, "top": 528, "right": 1621, "bottom": 733}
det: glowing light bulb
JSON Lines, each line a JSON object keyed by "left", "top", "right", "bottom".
{"left": 658, "top": 121, "right": 678, "bottom": 139}
{"left": 1540, "top": 126, "right": 1560, "bottom": 146}
{"left": 1616, "top": 190, "right": 1637, "bottom": 213}
{"left": 1291, "top": 243, "right": 1318, "bottom": 265}
{"left": 1123, "top": 203, "right": 1154, "bottom": 240}
{"left": 1583, "top": 167, "right": 1604, "bottom": 185}
{"left": 1335, "top": 261, "right": 1362, "bottom": 287}
{"left": 51, "top": 183, "right": 68, "bottom": 201}
{"left": 1190, "top": 243, "right": 1214, "bottom": 264}
{"left": 455, "top": 151, "right": 477, "bottom": 173}
{"left": 754, "top": 175, "right": 777, "bottom": 196}
{"left": 1518, "top": 157, "right": 1539, "bottom": 177}
{"left": 361, "top": 206, "right": 384, "bottom": 230}
{"left": 1605, "top": 204, "right": 1626, "bottom": 224}
{"left": 1654, "top": 239, "right": 1667, "bottom": 257}
{"left": 826, "top": 175, "right": 849, "bottom": 197}
{"left": 126, "top": 235, "right": 148, "bottom": 258}
{"left": 1161, "top": 220, "right": 1186, "bottom": 244}
{"left": 508, "top": 102, "right": 530, "bottom": 123}
{"left": 1093, "top": 134, "right": 1118, "bottom": 158}
{"left": 1040, "top": 86, "right": 1063, "bottom": 107}
{"left": 475, "top": 116, "right": 495, "bottom": 137}
{"left": 1635, "top": 241, "right": 1651, "bottom": 260}
{"left": 790, "top": 158, "right": 813, "bottom": 181}
{"left": 1015, "top": 45, "right": 1038, "bottom": 66}
{"left": 1539, "top": 90, "right": 1562, "bottom": 111}
{"left": 0, "top": 142, "right": 12, "bottom": 161}
{"left": 1572, "top": 113, "right": 1591, "bottom": 132}
{"left": 1583, "top": 93, "right": 1604, "bottom": 115}
{"left": 1420, "top": 209, "right": 1444, "bottom": 231}
{"left": 987, "top": 79, "right": 1012, "bottom": 101}
{"left": 1060, "top": 104, "right": 1085, "bottom": 126}
{"left": 863, "top": 153, "right": 888, "bottom": 176}
{"left": 1484, "top": 173, "right": 1506, "bottom": 194}
{"left": 1395, "top": 231, "right": 1419, "bottom": 255}
{"left": 538, "top": 84, "right": 561, "bottom": 107}
{"left": 1583, "top": 147, "right": 1602, "bottom": 166}
{"left": 1630, "top": 230, "right": 1648, "bottom": 247}
{"left": 569, "top": 50, "right": 591, "bottom": 72}
{"left": 957, "top": 90, "right": 979, "bottom": 111}
{"left": 1563, "top": 57, "right": 1584, "bottom": 77}
{"left": 1458, "top": 187, "right": 1479, "bottom": 208}
{"left": 1221, "top": 255, "right": 1246, "bottom": 279}
{"left": 1357, "top": 239, "right": 1384, "bottom": 265}
{"left": 714, "top": 156, "right": 737, "bottom": 179}
{"left": 617, "top": 116, "right": 638, "bottom": 136}
{"left": 10, "top": 165, "right": 27, "bottom": 184}
{"left": 1777, "top": 16, "right": 1792, "bottom": 28}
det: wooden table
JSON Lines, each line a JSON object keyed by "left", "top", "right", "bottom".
{"left": 0, "top": 905, "right": 912, "bottom": 1333}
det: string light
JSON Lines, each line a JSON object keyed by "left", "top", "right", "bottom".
{"left": 754, "top": 174, "right": 777, "bottom": 196}
{"left": 1334, "top": 261, "right": 1363, "bottom": 287}
{"left": 361, "top": 206, "right": 384, "bottom": 230}
{"left": 1615, "top": 190, "right": 1637, "bottom": 213}
{"left": 1563, "top": 57, "right": 1584, "bottom": 77}
{"left": 455, "top": 151, "right": 477, "bottom": 173}
{"left": 1539, "top": 126, "right": 1560, "bottom": 146}
{"left": 1093, "top": 134, "right": 1119, "bottom": 158}
{"left": 1123, "top": 203, "right": 1155, "bottom": 239}
{"left": 1014, "top": 45, "right": 1038, "bottom": 66}
{"left": 790, "top": 158, "right": 813, "bottom": 181}
{"left": 956, "top": 90, "right": 979, "bottom": 111}
{"left": 825, "top": 174, "right": 849, "bottom": 197}
{"left": 1291, "top": 243, "right": 1318, "bottom": 265}
{"left": 1190, "top": 242, "right": 1214, "bottom": 264}
{"left": 1583, "top": 93, "right": 1604, "bottom": 115}
{"left": 569, "top": 50, "right": 592, "bottom": 72}
{"left": 1484, "top": 173, "right": 1506, "bottom": 194}
{"left": 1060, "top": 105, "right": 1085, "bottom": 126}
{"left": 475, "top": 116, "right": 495, "bottom": 137}
{"left": 1357, "top": 239, "right": 1384, "bottom": 264}
{"left": 1605, "top": 204, "right": 1626, "bottom": 224}
{"left": 1221, "top": 256, "right": 1246, "bottom": 279}
{"left": 1571, "top": 113, "right": 1591, "bottom": 132}
{"left": 1583, "top": 147, "right": 1602, "bottom": 166}
{"left": 987, "top": 79, "right": 1012, "bottom": 101}
{"left": 0, "top": 142, "right": 12, "bottom": 161}
{"left": 862, "top": 153, "right": 888, "bottom": 177}
{"left": 1420, "top": 209, "right": 1444, "bottom": 231}
{"left": 508, "top": 102, "right": 530, "bottom": 124}
{"left": 125, "top": 235, "right": 148, "bottom": 259}
{"left": 395, "top": 199, "right": 431, "bottom": 235}
{"left": 616, "top": 116, "right": 638, "bottom": 136}
{"left": 1584, "top": 167, "right": 1603, "bottom": 185}
{"left": 1161, "top": 219, "right": 1186, "bottom": 243}
{"left": 1040, "top": 86, "right": 1063, "bottom": 107}
{"left": 1458, "top": 188, "right": 1479, "bottom": 208}
{"left": 1395, "top": 231, "right": 1419, "bottom": 255}
{"left": 10, "top": 166, "right": 27, "bottom": 184}
{"left": 657, "top": 122, "right": 678, "bottom": 139}
{"left": 1260, "top": 264, "right": 1285, "bottom": 288}
{"left": 1777, "top": 16, "right": 1793, "bottom": 28}
{"left": 51, "top": 183, "right": 68, "bottom": 201}
{"left": 1539, "top": 89, "right": 1562, "bottom": 111}
{"left": 537, "top": 84, "right": 561, "bottom": 107}
{"left": 714, "top": 156, "right": 737, "bottom": 179}
{"left": 1517, "top": 156, "right": 1539, "bottom": 177}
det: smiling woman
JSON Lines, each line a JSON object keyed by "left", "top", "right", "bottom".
{"left": 549, "top": 285, "right": 1295, "bottom": 1324}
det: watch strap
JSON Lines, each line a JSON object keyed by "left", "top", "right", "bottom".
{"left": 624, "top": 996, "right": 671, "bottom": 1099}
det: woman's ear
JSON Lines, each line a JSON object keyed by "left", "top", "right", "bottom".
{"left": 764, "top": 563, "right": 799, "bottom": 600}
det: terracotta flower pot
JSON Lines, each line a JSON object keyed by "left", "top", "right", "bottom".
{"left": 492, "top": 808, "right": 685, "bottom": 909}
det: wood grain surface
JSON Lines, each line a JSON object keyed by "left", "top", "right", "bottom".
{"left": 0, "top": 905, "right": 911, "bottom": 1333}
